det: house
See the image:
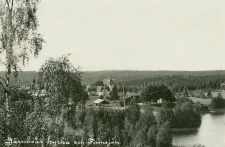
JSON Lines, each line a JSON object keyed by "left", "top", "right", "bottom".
{"left": 126, "top": 92, "right": 140, "bottom": 98}
{"left": 87, "top": 76, "right": 117, "bottom": 96}
{"left": 98, "top": 89, "right": 110, "bottom": 96}
{"left": 93, "top": 99, "right": 110, "bottom": 107}
{"left": 87, "top": 85, "right": 97, "bottom": 95}
{"left": 157, "top": 98, "right": 163, "bottom": 104}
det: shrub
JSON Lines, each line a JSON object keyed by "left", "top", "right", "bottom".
{"left": 172, "top": 101, "right": 201, "bottom": 128}
{"left": 119, "top": 101, "right": 124, "bottom": 107}
{"left": 156, "top": 121, "right": 172, "bottom": 147}
{"left": 210, "top": 95, "right": 225, "bottom": 109}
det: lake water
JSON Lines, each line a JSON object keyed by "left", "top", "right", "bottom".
{"left": 173, "top": 113, "right": 225, "bottom": 147}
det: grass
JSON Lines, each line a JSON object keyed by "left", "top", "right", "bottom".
{"left": 188, "top": 97, "right": 211, "bottom": 105}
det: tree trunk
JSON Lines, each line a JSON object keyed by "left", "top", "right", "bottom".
{"left": 5, "top": 8, "right": 13, "bottom": 135}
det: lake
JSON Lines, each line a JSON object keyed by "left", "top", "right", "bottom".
{"left": 173, "top": 113, "right": 225, "bottom": 147}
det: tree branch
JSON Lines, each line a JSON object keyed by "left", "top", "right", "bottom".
{"left": 11, "top": 0, "right": 13, "bottom": 11}
{"left": 0, "top": 59, "right": 8, "bottom": 69}
{"left": 0, "top": 81, "right": 6, "bottom": 90}
{"left": 5, "top": 0, "right": 10, "bottom": 8}
{"left": 0, "top": 77, "right": 7, "bottom": 84}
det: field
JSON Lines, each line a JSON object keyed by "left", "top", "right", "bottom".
{"left": 206, "top": 91, "right": 225, "bottom": 98}
{"left": 188, "top": 97, "right": 212, "bottom": 105}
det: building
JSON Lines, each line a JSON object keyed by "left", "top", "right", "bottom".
{"left": 98, "top": 89, "right": 110, "bottom": 96}
{"left": 87, "top": 76, "right": 116, "bottom": 96}
{"left": 126, "top": 92, "right": 140, "bottom": 98}
{"left": 93, "top": 99, "right": 110, "bottom": 107}
{"left": 157, "top": 98, "right": 163, "bottom": 104}
{"left": 87, "top": 85, "right": 97, "bottom": 95}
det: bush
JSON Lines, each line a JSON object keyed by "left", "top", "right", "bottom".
{"left": 156, "top": 121, "right": 172, "bottom": 147}
{"left": 156, "top": 107, "right": 173, "bottom": 125}
{"left": 119, "top": 101, "right": 124, "bottom": 107}
{"left": 147, "top": 125, "right": 157, "bottom": 146}
{"left": 210, "top": 95, "right": 225, "bottom": 109}
{"left": 172, "top": 101, "right": 201, "bottom": 128}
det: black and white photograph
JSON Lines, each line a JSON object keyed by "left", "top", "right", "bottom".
{"left": 0, "top": 0, "right": 225, "bottom": 147}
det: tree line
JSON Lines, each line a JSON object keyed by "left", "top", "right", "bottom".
{"left": 117, "top": 75, "right": 225, "bottom": 92}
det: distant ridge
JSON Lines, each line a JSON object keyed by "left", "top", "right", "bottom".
{"left": 82, "top": 70, "right": 225, "bottom": 85}
{"left": 0, "top": 70, "right": 224, "bottom": 86}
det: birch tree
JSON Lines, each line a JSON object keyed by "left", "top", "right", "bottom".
{"left": 0, "top": 0, "right": 44, "bottom": 119}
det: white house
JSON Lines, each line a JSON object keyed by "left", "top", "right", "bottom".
{"left": 93, "top": 99, "right": 110, "bottom": 107}
{"left": 157, "top": 98, "right": 163, "bottom": 104}
{"left": 126, "top": 92, "right": 140, "bottom": 98}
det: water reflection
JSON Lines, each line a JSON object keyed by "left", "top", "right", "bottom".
{"left": 173, "top": 113, "right": 225, "bottom": 147}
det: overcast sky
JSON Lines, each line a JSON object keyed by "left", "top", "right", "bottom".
{"left": 3, "top": 0, "right": 225, "bottom": 71}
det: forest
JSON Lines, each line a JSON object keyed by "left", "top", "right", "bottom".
{"left": 117, "top": 75, "right": 225, "bottom": 92}
{"left": 1, "top": 71, "right": 225, "bottom": 93}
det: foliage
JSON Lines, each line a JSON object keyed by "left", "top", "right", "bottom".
{"left": 78, "top": 102, "right": 174, "bottom": 147}
{"left": 99, "top": 95, "right": 103, "bottom": 99}
{"left": 183, "top": 88, "right": 189, "bottom": 97}
{"left": 76, "top": 108, "right": 86, "bottom": 128}
{"left": 156, "top": 106, "right": 173, "bottom": 126}
{"left": 132, "top": 127, "right": 148, "bottom": 146}
{"left": 173, "top": 99, "right": 201, "bottom": 128}
{"left": 84, "top": 107, "right": 98, "bottom": 140}
{"left": 0, "top": 0, "right": 44, "bottom": 66}
{"left": 82, "top": 70, "right": 225, "bottom": 87}
{"left": 5, "top": 56, "right": 86, "bottom": 146}
{"left": 10, "top": 87, "right": 33, "bottom": 102}
{"left": 156, "top": 99, "right": 202, "bottom": 128}
{"left": 207, "top": 90, "right": 213, "bottom": 98}
{"left": 37, "top": 55, "right": 89, "bottom": 130}
{"left": 156, "top": 121, "right": 172, "bottom": 147}
{"left": 83, "top": 108, "right": 126, "bottom": 145}
{"left": 125, "top": 102, "right": 140, "bottom": 125}
{"left": 109, "top": 84, "right": 119, "bottom": 102}
{"left": 147, "top": 125, "right": 158, "bottom": 147}
{"left": 210, "top": 94, "right": 225, "bottom": 109}
{"left": 195, "top": 91, "right": 207, "bottom": 99}
{"left": 38, "top": 55, "right": 85, "bottom": 106}
{"left": 0, "top": 116, "right": 5, "bottom": 146}
{"left": 0, "top": 0, "right": 44, "bottom": 142}
{"left": 143, "top": 85, "right": 174, "bottom": 103}
{"left": 119, "top": 100, "right": 124, "bottom": 107}
{"left": 135, "top": 105, "right": 155, "bottom": 130}
{"left": 131, "top": 105, "right": 156, "bottom": 146}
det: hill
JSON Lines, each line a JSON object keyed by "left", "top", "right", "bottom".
{"left": 0, "top": 70, "right": 224, "bottom": 86}
{"left": 0, "top": 71, "right": 37, "bottom": 86}
{"left": 82, "top": 70, "right": 225, "bottom": 85}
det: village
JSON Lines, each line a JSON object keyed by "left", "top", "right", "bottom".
{"left": 0, "top": 0, "right": 224, "bottom": 146}
{"left": 85, "top": 76, "right": 164, "bottom": 110}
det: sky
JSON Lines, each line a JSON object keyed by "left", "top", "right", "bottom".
{"left": 1, "top": 0, "right": 225, "bottom": 71}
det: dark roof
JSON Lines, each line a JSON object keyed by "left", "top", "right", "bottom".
{"left": 88, "top": 86, "right": 97, "bottom": 92}
{"left": 95, "top": 81, "right": 104, "bottom": 86}
{"left": 94, "top": 99, "right": 110, "bottom": 104}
